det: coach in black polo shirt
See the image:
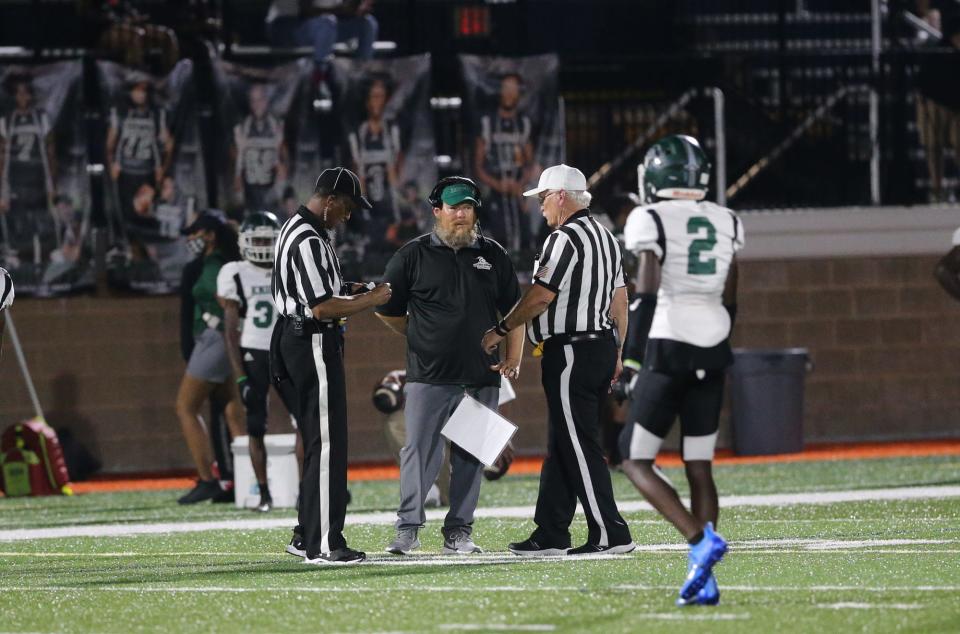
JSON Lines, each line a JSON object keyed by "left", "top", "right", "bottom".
{"left": 376, "top": 176, "right": 523, "bottom": 556}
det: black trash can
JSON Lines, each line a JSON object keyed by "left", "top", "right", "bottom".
{"left": 730, "top": 348, "right": 810, "bottom": 456}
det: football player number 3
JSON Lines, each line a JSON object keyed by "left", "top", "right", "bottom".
{"left": 687, "top": 216, "right": 717, "bottom": 275}
{"left": 252, "top": 300, "right": 273, "bottom": 328}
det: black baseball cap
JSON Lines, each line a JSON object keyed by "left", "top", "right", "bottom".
{"left": 181, "top": 209, "right": 228, "bottom": 235}
{"left": 314, "top": 167, "right": 372, "bottom": 210}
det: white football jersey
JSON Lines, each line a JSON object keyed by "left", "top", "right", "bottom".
{"left": 216, "top": 260, "right": 277, "bottom": 351}
{"left": 952, "top": 226, "right": 960, "bottom": 247}
{"left": 623, "top": 199, "right": 744, "bottom": 348}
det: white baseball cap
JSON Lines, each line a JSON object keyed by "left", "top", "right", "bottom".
{"left": 523, "top": 164, "right": 588, "bottom": 197}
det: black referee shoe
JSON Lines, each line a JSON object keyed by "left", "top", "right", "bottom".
{"left": 508, "top": 537, "right": 570, "bottom": 557}
{"left": 303, "top": 547, "right": 366, "bottom": 565}
{"left": 567, "top": 541, "right": 636, "bottom": 556}
{"left": 285, "top": 532, "right": 306, "bottom": 558}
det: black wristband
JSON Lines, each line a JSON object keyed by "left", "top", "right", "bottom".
{"left": 494, "top": 320, "right": 510, "bottom": 337}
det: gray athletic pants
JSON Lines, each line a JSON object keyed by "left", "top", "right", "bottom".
{"left": 396, "top": 382, "right": 498, "bottom": 535}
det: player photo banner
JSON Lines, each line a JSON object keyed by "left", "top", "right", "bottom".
{"left": 97, "top": 59, "right": 207, "bottom": 294}
{"left": 211, "top": 58, "right": 319, "bottom": 221}
{"left": 330, "top": 54, "right": 437, "bottom": 253}
{"left": 459, "top": 54, "right": 564, "bottom": 252}
{"left": 0, "top": 60, "right": 93, "bottom": 296}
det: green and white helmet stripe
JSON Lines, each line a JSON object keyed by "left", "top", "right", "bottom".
{"left": 638, "top": 135, "right": 711, "bottom": 203}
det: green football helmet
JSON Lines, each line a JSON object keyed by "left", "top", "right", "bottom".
{"left": 240, "top": 210, "right": 280, "bottom": 264}
{"left": 637, "top": 134, "right": 711, "bottom": 203}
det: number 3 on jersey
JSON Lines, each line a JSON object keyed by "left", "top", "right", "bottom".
{"left": 687, "top": 216, "right": 717, "bottom": 275}
{"left": 252, "top": 300, "right": 274, "bottom": 328}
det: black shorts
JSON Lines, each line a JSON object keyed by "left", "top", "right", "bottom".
{"left": 242, "top": 347, "right": 298, "bottom": 437}
{"left": 619, "top": 367, "right": 725, "bottom": 461}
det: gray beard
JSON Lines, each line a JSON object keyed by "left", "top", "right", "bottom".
{"left": 435, "top": 223, "right": 477, "bottom": 250}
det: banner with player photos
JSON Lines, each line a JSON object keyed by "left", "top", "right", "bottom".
{"left": 330, "top": 54, "right": 437, "bottom": 254}
{"left": 0, "top": 60, "right": 93, "bottom": 296}
{"left": 459, "top": 54, "right": 564, "bottom": 252}
{"left": 211, "top": 58, "right": 321, "bottom": 221}
{"left": 97, "top": 59, "right": 207, "bottom": 294}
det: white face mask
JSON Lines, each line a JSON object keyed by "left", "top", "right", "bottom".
{"left": 186, "top": 236, "right": 206, "bottom": 255}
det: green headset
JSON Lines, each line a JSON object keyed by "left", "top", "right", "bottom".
{"left": 427, "top": 176, "right": 484, "bottom": 216}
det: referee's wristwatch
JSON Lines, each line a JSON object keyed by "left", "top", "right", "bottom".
{"left": 493, "top": 319, "right": 511, "bottom": 337}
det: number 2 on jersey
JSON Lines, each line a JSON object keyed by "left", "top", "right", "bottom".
{"left": 687, "top": 216, "right": 717, "bottom": 275}
{"left": 252, "top": 300, "right": 274, "bottom": 328}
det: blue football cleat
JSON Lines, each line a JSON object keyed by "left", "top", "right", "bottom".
{"left": 679, "top": 522, "right": 727, "bottom": 601}
{"left": 676, "top": 573, "right": 719, "bottom": 607}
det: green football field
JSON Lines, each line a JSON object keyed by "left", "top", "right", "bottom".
{"left": 2, "top": 455, "right": 959, "bottom": 633}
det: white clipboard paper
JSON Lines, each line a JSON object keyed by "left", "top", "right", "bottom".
{"left": 498, "top": 375, "right": 516, "bottom": 405}
{"left": 441, "top": 393, "right": 518, "bottom": 467}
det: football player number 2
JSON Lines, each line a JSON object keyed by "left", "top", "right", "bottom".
{"left": 252, "top": 300, "right": 273, "bottom": 328}
{"left": 687, "top": 216, "right": 717, "bottom": 275}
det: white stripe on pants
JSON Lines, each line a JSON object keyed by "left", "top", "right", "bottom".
{"left": 311, "top": 333, "right": 331, "bottom": 554}
{"left": 560, "top": 345, "right": 609, "bottom": 547}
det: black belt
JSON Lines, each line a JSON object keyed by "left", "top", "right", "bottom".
{"left": 544, "top": 330, "right": 614, "bottom": 346}
{"left": 280, "top": 315, "right": 342, "bottom": 335}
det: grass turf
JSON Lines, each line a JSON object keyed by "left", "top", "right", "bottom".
{"left": 1, "top": 455, "right": 958, "bottom": 633}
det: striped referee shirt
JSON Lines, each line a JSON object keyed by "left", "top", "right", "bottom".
{"left": 527, "top": 209, "right": 626, "bottom": 345}
{"left": 0, "top": 267, "right": 13, "bottom": 311}
{"left": 272, "top": 206, "right": 343, "bottom": 319}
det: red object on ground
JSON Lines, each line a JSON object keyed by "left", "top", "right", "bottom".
{"left": 0, "top": 418, "right": 73, "bottom": 497}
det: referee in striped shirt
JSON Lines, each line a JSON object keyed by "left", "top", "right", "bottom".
{"left": 481, "top": 164, "right": 634, "bottom": 556}
{"left": 271, "top": 167, "right": 391, "bottom": 564}
{"left": 0, "top": 267, "right": 12, "bottom": 313}
{"left": 0, "top": 267, "right": 12, "bottom": 363}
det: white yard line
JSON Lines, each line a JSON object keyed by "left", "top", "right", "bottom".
{"left": 629, "top": 546, "right": 960, "bottom": 554}
{"left": 0, "top": 585, "right": 576, "bottom": 593}
{"left": 714, "top": 538, "right": 960, "bottom": 550}
{"left": 631, "top": 537, "right": 960, "bottom": 552}
{"left": 615, "top": 584, "right": 960, "bottom": 592}
{"left": 438, "top": 626, "right": 556, "bottom": 632}
{"left": 1, "top": 584, "right": 958, "bottom": 594}
{"left": 817, "top": 602, "right": 922, "bottom": 610}
{"left": 0, "top": 539, "right": 960, "bottom": 566}
{"left": 1, "top": 484, "right": 958, "bottom": 543}
{"left": 637, "top": 613, "right": 750, "bottom": 621}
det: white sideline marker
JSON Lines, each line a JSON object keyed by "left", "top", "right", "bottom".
{"left": 0, "top": 484, "right": 958, "bottom": 543}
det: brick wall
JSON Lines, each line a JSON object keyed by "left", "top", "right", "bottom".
{"left": 0, "top": 296, "right": 188, "bottom": 472}
{"left": 734, "top": 256, "right": 960, "bottom": 442}
{"left": 0, "top": 295, "right": 548, "bottom": 473}
{"left": 2, "top": 254, "right": 958, "bottom": 473}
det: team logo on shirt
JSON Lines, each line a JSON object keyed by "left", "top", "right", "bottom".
{"left": 473, "top": 256, "right": 492, "bottom": 270}
{"left": 535, "top": 265, "right": 550, "bottom": 279}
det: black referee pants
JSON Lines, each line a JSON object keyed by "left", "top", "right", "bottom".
{"left": 532, "top": 337, "right": 632, "bottom": 547}
{"left": 276, "top": 321, "right": 349, "bottom": 557}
